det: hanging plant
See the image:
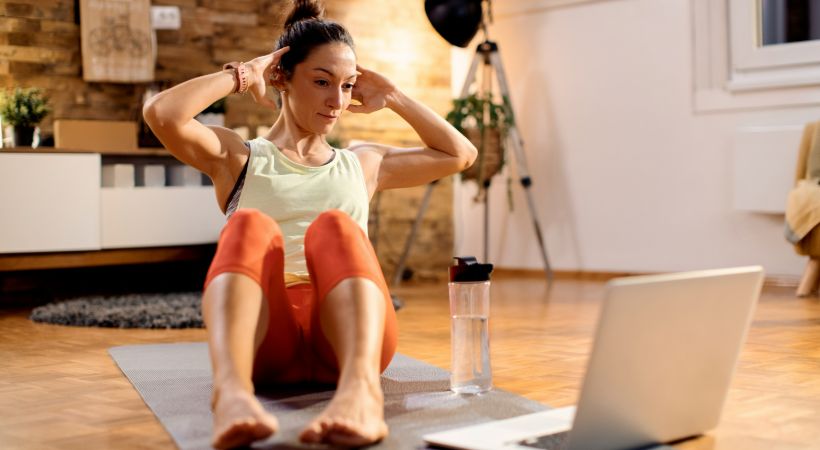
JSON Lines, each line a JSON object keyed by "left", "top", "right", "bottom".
{"left": 445, "top": 93, "right": 514, "bottom": 183}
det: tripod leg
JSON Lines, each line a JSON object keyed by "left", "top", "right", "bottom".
{"left": 505, "top": 124, "right": 553, "bottom": 281}
{"left": 489, "top": 49, "right": 554, "bottom": 282}
{"left": 392, "top": 180, "right": 439, "bottom": 287}
{"left": 460, "top": 50, "right": 483, "bottom": 98}
{"left": 483, "top": 178, "right": 490, "bottom": 263}
{"left": 521, "top": 173, "right": 553, "bottom": 281}
{"left": 369, "top": 191, "right": 381, "bottom": 252}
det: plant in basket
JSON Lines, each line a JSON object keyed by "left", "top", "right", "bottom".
{"left": 445, "top": 93, "right": 514, "bottom": 184}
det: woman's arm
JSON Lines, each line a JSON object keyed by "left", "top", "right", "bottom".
{"left": 142, "top": 71, "right": 242, "bottom": 176}
{"left": 349, "top": 65, "right": 477, "bottom": 194}
{"left": 142, "top": 48, "right": 289, "bottom": 178}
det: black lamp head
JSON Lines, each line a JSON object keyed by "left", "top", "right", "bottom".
{"left": 424, "top": 0, "right": 483, "bottom": 48}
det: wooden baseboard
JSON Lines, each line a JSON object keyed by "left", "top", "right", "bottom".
{"left": 493, "top": 268, "right": 640, "bottom": 281}
{"left": 764, "top": 274, "right": 801, "bottom": 288}
{"left": 0, "top": 245, "right": 216, "bottom": 272}
{"left": 492, "top": 267, "right": 800, "bottom": 288}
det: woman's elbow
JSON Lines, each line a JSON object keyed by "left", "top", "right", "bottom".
{"left": 459, "top": 142, "right": 478, "bottom": 171}
{"left": 142, "top": 98, "right": 162, "bottom": 130}
{"left": 142, "top": 97, "right": 176, "bottom": 132}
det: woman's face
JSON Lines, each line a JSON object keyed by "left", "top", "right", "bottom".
{"left": 283, "top": 42, "right": 357, "bottom": 135}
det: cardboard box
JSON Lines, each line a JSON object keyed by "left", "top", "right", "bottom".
{"left": 54, "top": 120, "right": 138, "bottom": 152}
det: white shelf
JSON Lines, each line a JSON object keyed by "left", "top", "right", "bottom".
{"left": 101, "top": 187, "right": 225, "bottom": 249}
{"left": 0, "top": 152, "right": 225, "bottom": 255}
{"left": 0, "top": 153, "right": 101, "bottom": 253}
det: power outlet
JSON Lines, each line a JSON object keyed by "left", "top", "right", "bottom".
{"left": 151, "top": 6, "right": 181, "bottom": 30}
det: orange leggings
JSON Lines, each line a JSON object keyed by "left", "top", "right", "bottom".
{"left": 203, "top": 208, "right": 398, "bottom": 385}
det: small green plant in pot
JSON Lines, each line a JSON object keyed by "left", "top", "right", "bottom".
{"left": 445, "top": 93, "right": 514, "bottom": 184}
{"left": 0, "top": 87, "right": 51, "bottom": 147}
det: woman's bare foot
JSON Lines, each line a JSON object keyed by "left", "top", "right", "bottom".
{"left": 211, "top": 387, "right": 279, "bottom": 449}
{"left": 299, "top": 373, "right": 388, "bottom": 446}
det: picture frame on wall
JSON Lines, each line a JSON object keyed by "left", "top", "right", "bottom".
{"left": 79, "top": 0, "right": 154, "bottom": 83}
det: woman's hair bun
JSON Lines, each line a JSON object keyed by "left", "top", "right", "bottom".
{"left": 284, "top": 0, "right": 324, "bottom": 29}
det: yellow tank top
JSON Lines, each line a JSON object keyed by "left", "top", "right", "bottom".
{"left": 236, "top": 137, "right": 369, "bottom": 284}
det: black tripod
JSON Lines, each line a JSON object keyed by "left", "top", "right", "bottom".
{"left": 392, "top": 40, "right": 553, "bottom": 287}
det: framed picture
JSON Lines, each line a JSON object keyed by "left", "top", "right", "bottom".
{"left": 80, "top": 0, "right": 154, "bottom": 82}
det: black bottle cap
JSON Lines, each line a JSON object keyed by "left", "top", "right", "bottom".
{"left": 449, "top": 256, "right": 494, "bottom": 282}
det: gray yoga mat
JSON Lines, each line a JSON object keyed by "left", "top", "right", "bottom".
{"left": 109, "top": 342, "right": 550, "bottom": 449}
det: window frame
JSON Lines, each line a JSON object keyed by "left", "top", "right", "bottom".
{"left": 693, "top": 0, "right": 820, "bottom": 112}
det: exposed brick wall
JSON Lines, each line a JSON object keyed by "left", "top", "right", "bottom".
{"left": 0, "top": 0, "right": 454, "bottom": 281}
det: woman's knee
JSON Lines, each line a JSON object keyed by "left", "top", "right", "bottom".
{"left": 225, "top": 208, "right": 278, "bottom": 235}
{"left": 304, "top": 210, "right": 363, "bottom": 252}
{"left": 219, "top": 209, "right": 285, "bottom": 249}
{"left": 306, "top": 209, "right": 357, "bottom": 236}
{"left": 205, "top": 209, "right": 284, "bottom": 289}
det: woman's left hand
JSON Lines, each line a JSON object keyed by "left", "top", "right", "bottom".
{"left": 245, "top": 46, "right": 290, "bottom": 111}
{"left": 347, "top": 65, "right": 399, "bottom": 114}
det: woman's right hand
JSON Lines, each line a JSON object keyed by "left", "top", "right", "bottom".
{"left": 245, "top": 46, "right": 290, "bottom": 110}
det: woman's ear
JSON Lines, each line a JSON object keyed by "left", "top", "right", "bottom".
{"left": 270, "top": 67, "right": 287, "bottom": 92}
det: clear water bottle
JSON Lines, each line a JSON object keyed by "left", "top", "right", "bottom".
{"left": 448, "top": 256, "right": 494, "bottom": 394}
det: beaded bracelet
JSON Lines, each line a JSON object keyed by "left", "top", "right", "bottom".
{"left": 223, "top": 61, "right": 249, "bottom": 94}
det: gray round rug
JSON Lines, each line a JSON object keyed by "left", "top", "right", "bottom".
{"left": 29, "top": 292, "right": 204, "bottom": 329}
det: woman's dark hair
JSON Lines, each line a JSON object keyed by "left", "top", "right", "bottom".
{"left": 275, "top": 0, "right": 355, "bottom": 80}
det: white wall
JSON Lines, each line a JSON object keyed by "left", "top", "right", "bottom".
{"left": 452, "top": 0, "right": 820, "bottom": 277}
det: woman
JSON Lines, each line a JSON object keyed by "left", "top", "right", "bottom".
{"left": 143, "top": 0, "right": 476, "bottom": 448}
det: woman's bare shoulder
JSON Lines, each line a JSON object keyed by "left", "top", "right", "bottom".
{"left": 348, "top": 141, "right": 392, "bottom": 166}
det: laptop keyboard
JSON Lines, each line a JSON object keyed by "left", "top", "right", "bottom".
{"left": 516, "top": 431, "right": 571, "bottom": 450}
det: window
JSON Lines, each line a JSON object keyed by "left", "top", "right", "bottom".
{"left": 693, "top": 0, "right": 820, "bottom": 111}
{"left": 760, "top": 0, "right": 820, "bottom": 46}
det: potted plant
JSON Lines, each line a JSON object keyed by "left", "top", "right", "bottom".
{"left": 445, "top": 93, "right": 514, "bottom": 183}
{"left": 0, "top": 87, "right": 51, "bottom": 147}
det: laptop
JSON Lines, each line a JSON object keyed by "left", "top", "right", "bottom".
{"left": 423, "top": 266, "right": 764, "bottom": 450}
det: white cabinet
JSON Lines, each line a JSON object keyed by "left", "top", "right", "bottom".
{"left": 101, "top": 187, "right": 224, "bottom": 248}
{"left": 0, "top": 152, "right": 225, "bottom": 254}
{"left": 0, "top": 153, "right": 101, "bottom": 253}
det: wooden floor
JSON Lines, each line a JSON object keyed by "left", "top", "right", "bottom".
{"left": 0, "top": 275, "right": 818, "bottom": 449}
